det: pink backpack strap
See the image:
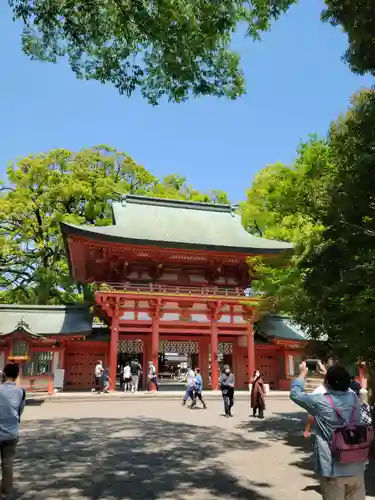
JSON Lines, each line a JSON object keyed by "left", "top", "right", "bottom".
{"left": 324, "top": 393, "right": 358, "bottom": 423}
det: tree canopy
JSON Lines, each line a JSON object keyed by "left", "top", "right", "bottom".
{"left": 0, "top": 146, "right": 229, "bottom": 305}
{"left": 244, "top": 90, "right": 375, "bottom": 364}
{"left": 9, "top": 1, "right": 375, "bottom": 103}
{"left": 321, "top": 1, "right": 375, "bottom": 76}
{"left": 8, "top": 0, "right": 293, "bottom": 104}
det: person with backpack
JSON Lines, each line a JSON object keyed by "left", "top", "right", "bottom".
{"left": 291, "top": 361, "right": 373, "bottom": 500}
{"left": 0, "top": 363, "right": 26, "bottom": 500}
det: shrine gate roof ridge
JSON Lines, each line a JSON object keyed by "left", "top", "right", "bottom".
{"left": 60, "top": 194, "right": 293, "bottom": 254}
{"left": 260, "top": 315, "right": 307, "bottom": 341}
{"left": 0, "top": 304, "right": 92, "bottom": 336}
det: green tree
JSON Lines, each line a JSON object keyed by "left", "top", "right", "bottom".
{"left": 9, "top": 2, "right": 375, "bottom": 104}
{"left": 8, "top": 0, "right": 294, "bottom": 104}
{"left": 241, "top": 136, "right": 331, "bottom": 322}
{"left": 322, "top": 1, "right": 375, "bottom": 76}
{"left": 0, "top": 145, "right": 228, "bottom": 304}
{"left": 298, "top": 90, "right": 375, "bottom": 362}
{"left": 244, "top": 91, "right": 375, "bottom": 369}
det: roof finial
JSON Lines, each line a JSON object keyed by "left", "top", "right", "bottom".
{"left": 230, "top": 204, "right": 239, "bottom": 217}
{"left": 114, "top": 190, "right": 127, "bottom": 205}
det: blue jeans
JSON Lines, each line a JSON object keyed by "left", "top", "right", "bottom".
{"left": 183, "top": 386, "right": 194, "bottom": 402}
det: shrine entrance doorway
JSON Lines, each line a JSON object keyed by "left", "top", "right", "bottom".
{"left": 117, "top": 339, "right": 144, "bottom": 390}
{"left": 158, "top": 340, "right": 199, "bottom": 388}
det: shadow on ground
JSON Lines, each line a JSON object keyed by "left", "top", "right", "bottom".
{"left": 236, "top": 412, "right": 318, "bottom": 492}
{"left": 15, "top": 417, "right": 273, "bottom": 500}
{"left": 237, "top": 411, "right": 375, "bottom": 497}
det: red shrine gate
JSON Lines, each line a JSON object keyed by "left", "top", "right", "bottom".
{"left": 94, "top": 291, "right": 257, "bottom": 390}
{"left": 60, "top": 194, "right": 294, "bottom": 390}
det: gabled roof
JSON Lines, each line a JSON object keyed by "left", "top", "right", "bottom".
{"left": 259, "top": 315, "right": 307, "bottom": 342}
{"left": 0, "top": 305, "right": 92, "bottom": 336}
{"left": 3, "top": 318, "right": 44, "bottom": 339}
{"left": 61, "top": 195, "right": 293, "bottom": 254}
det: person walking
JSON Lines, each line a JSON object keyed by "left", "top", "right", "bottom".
{"left": 182, "top": 366, "right": 196, "bottom": 407}
{"left": 123, "top": 363, "right": 132, "bottom": 392}
{"left": 130, "top": 359, "right": 143, "bottom": 393}
{"left": 92, "top": 360, "right": 104, "bottom": 394}
{"left": 191, "top": 367, "right": 207, "bottom": 409}
{"left": 219, "top": 364, "right": 235, "bottom": 417}
{"left": 250, "top": 370, "right": 266, "bottom": 419}
{"left": 0, "top": 363, "right": 26, "bottom": 500}
{"left": 103, "top": 368, "right": 110, "bottom": 393}
{"left": 147, "top": 361, "right": 158, "bottom": 391}
{"left": 290, "top": 361, "right": 373, "bottom": 500}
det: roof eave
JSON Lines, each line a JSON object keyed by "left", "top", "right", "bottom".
{"left": 60, "top": 222, "right": 293, "bottom": 255}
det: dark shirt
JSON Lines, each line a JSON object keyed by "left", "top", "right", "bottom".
{"left": 219, "top": 372, "right": 235, "bottom": 393}
{"left": 131, "top": 362, "right": 142, "bottom": 376}
{"left": 349, "top": 379, "right": 361, "bottom": 396}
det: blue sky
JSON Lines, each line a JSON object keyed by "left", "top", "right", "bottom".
{"left": 0, "top": 1, "right": 372, "bottom": 203}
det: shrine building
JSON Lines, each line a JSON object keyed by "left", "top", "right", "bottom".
{"left": 0, "top": 195, "right": 310, "bottom": 391}
{"left": 60, "top": 194, "right": 303, "bottom": 391}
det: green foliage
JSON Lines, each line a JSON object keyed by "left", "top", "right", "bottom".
{"left": 322, "top": 1, "right": 375, "bottom": 76}
{"left": 241, "top": 136, "right": 329, "bottom": 243}
{"left": 7, "top": 0, "right": 375, "bottom": 104}
{"left": 9, "top": 1, "right": 375, "bottom": 102}
{"left": 0, "top": 145, "right": 229, "bottom": 305}
{"left": 244, "top": 91, "right": 375, "bottom": 363}
{"left": 241, "top": 137, "right": 331, "bottom": 334}
{"left": 8, "top": 0, "right": 295, "bottom": 104}
{"left": 300, "top": 90, "right": 375, "bottom": 361}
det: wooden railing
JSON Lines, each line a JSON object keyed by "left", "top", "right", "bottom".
{"left": 94, "top": 282, "right": 254, "bottom": 298}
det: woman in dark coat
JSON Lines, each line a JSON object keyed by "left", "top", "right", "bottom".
{"left": 219, "top": 364, "right": 235, "bottom": 417}
{"left": 250, "top": 370, "right": 265, "bottom": 419}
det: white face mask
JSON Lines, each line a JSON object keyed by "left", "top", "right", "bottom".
{"left": 255, "top": 372, "right": 260, "bottom": 378}
{"left": 225, "top": 370, "right": 230, "bottom": 374}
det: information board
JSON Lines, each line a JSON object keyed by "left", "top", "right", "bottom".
{"left": 54, "top": 368, "right": 65, "bottom": 390}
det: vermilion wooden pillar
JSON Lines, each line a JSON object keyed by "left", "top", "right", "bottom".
{"left": 149, "top": 302, "right": 160, "bottom": 391}
{"left": 247, "top": 322, "right": 255, "bottom": 387}
{"left": 143, "top": 339, "right": 150, "bottom": 390}
{"left": 109, "top": 304, "right": 120, "bottom": 391}
{"left": 210, "top": 303, "right": 220, "bottom": 390}
{"left": 199, "top": 337, "right": 210, "bottom": 389}
{"left": 232, "top": 338, "right": 242, "bottom": 389}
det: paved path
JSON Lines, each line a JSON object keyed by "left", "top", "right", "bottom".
{"left": 14, "top": 398, "right": 375, "bottom": 499}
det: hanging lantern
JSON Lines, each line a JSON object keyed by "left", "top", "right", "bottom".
{"left": 9, "top": 339, "right": 30, "bottom": 362}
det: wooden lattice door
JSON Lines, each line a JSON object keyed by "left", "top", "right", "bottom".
{"left": 64, "top": 347, "right": 107, "bottom": 390}
{"left": 257, "top": 353, "right": 279, "bottom": 388}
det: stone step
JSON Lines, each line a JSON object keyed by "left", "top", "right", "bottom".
{"left": 26, "top": 389, "right": 290, "bottom": 404}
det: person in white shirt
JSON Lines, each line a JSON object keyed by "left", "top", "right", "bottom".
{"left": 147, "top": 361, "right": 158, "bottom": 391}
{"left": 123, "top": 363, "right": 132, "bottom": 392}
{"left": 92, "top": 360, "right": 104, "bottom": 394}
{"left": 182, "top": 367, "right": 196, "bottom": 407}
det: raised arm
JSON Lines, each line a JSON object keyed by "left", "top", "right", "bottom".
{"left": 290, "top": 362, "right": 324, "bottom": 418}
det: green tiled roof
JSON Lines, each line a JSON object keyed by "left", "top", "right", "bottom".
{"left": 0, "top": 305, "right": 92, "bottom": 336}
{"left": 260, "top": 315, "right": 306, "bottom": 341}
{"left": 61, "top": 195, "right": 293, "bottom": 253}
